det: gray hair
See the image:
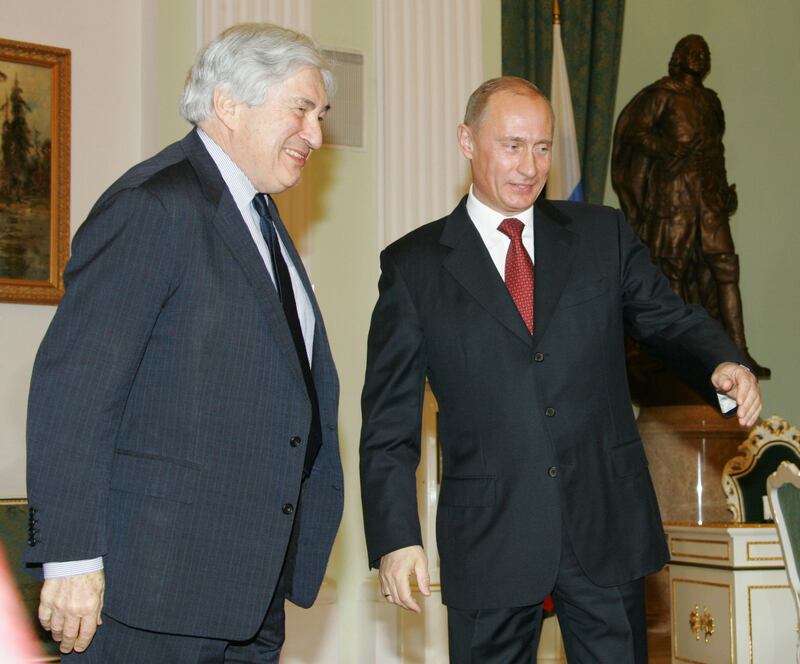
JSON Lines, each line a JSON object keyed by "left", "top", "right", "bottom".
{"left": 179, "top": 23, "right": 334, "bottom": 124}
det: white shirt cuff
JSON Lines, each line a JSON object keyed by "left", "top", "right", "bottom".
{"left": 43, "top": 557, "right": 104, "bottom": 579}
{"left": 717, "top": 392, "right": 737, "bottom": 414}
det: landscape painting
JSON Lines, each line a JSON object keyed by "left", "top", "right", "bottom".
{"left": 0, "top": 38, "right": 69, "bottom": 304}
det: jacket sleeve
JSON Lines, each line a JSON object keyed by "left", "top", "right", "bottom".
{"left": 615, "top": 209, "right": 746, "bottom": 405}
{"left": 25, "top": 187, "right": 182, "bottom": 565}
{"left": 359, "top": 250, "right": 427, "bottom": 568}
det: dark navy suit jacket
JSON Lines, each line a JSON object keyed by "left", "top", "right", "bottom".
{"left": 361, "top": 197, "right": 743, "bottom": 610}
{"left": 26, "top": 130, "right": 343, "bottom": 639}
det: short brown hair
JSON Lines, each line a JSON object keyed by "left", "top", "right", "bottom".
{"left": 463, "top": 76, "right": 551, "bottom": 128}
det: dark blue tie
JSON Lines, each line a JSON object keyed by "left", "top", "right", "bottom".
{"left": 252, "top": 193, "right": 321, "bottom": 478}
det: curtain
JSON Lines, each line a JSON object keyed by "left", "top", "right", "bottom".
{"left": 501, "top": 0, "right": 625, "bottom": 204}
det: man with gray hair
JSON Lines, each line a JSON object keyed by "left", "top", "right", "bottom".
{"left": 25, "top": 23, "right": 343, "bottom": 662}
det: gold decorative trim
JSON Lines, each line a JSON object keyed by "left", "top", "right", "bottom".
{"left": 746, "top": 540, "right": 783, "bottom": 562}
{"left": 747, "top": 584, "right": 791, "bottom": 664}
{"left": 689, "top": 604, "right": 715, "bottom": 643}
{"left": 0, "top": 498, "right": 28, "bottom": 505}
{"left": 671, "top": 537, "right": 730, "bottom": 561}
{"left": 722, "top": 416, "right": 800, "bottom": 522}
{"left": 664, "top": 520, "right": 776, "bottom": 529}
{"left": 671, "top": 577, "right": 734, "bottom": 663}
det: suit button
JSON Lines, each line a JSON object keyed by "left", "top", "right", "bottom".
{"left": 282, "top": 503, "right": 294, "bottom": 515}
{"left": 326, "top": 423, "right": 336, "bottom": 431}
{"left": 545, "top": 407, "right": 556, "bottom": 417}
{"left": 534, "top": 352, "right": 544, "bottom": 362}
{"left": 290, "top": 436, "right": 302, "bottom": 447}
{"left": 548, "top": 466, "right": 558, "bottom": 478}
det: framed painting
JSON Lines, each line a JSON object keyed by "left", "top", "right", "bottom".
{"left": 0, "top": 38, "right": 70, "bottom": 304}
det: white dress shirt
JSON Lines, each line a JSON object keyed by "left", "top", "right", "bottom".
{"left": 197, "top": 128, "right": 315, "bottom": 364}
{"left": 465, "top": 185, "right": 534, "bottom": 279}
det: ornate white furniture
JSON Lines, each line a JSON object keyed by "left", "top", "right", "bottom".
{"left": 664, "top": 417, "right": 800, "bottom": 663}
{"left": 767, "top": 461, "right": 800, "bottom": 663}
{"left": 665, "top": 522, "right": 796, "bottom": 663}
{"left": 722, "top": 416, "right": 800, "bottom": 523}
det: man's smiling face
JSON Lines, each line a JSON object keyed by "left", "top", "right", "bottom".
{"left": 229, "top": 66, "right": 329, "bottom": 194}
{"left": 458, "top": 89, "right": 553, "bottom": 216}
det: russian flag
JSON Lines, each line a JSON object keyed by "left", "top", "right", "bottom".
{"left": 548, "top": 19, "right": 583, "bottom": 202}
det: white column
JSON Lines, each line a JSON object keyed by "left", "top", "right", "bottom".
{"left": 197, "top": 0, "right": 310, "bottom": 47}
{"left": 377, "top": 0, "right": 483, "bottom": 248}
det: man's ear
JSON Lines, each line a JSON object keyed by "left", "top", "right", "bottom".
{"left": 213, "top": 86, "right": 240, "bottom": 130}
{"left": 457, "top": 123, "right": 474, "bottom": 160}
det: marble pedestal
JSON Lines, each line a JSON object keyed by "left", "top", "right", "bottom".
{"left": 637, "top": 404, "right": 750, "bottom": 662}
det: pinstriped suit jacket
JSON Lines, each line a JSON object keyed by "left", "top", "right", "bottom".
{"left": 25, "top": 130, "right": 343, "bottom": 640}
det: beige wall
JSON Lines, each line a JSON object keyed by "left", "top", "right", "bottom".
{"left": 0, "top": 0, "right": 196, "bottom": 498}
{"left": 604, "top": 0, "right": 799, "bottom": 424}
{"left": 0, "top": 0, "right": 156, "bottom": 497}
{"left": 307, "top": 1, "right": 376, "bottom": 660}
{"left": 482, "top": 0, "right": 503, "bottom": 79}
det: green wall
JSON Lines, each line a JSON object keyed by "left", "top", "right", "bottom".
{"left": 604, "top": 0, "right": 799, "bottom": 424}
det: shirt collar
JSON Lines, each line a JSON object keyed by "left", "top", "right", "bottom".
{"left": 465, "top": 185, "right": 534, "bottom": 235}
{"left": 196, "top": 127, "right": 259, "bottom": 212}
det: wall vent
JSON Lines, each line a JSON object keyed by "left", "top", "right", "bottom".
{"left": 321, "top": 49, "right": 365, "bottom": 149}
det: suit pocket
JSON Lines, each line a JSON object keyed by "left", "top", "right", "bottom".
{"left": 110, "top": 449, "right": 202, "bottom": 504}
{"left": 559, "top": 276, "right": 608, "bottom": 308}
{"left": 438, "top": 476, "right": 496, "bottom": 507}
{"left": 610, "top": 440, "right": 649, "bottom": 478}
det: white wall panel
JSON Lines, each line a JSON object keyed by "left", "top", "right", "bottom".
{"left": 378, "top": 0, "right": 483, "bottom": 248}
{"left": 198, "top": 0, "right": 310, "bottom": 47}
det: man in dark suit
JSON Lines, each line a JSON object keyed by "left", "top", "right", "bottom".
{"left": 25, "top": 23, "right": 343, "bottom": 663}
{"left": 360, "top": 77, "right": 761, "bottom": 663}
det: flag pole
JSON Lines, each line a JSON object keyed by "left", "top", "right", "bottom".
{"left": 553, "top": 0, "right": 561, "bottom": 25}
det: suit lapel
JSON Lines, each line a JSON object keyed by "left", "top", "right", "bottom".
{"left": 180, "top": 131, "right": 306, "bottom": 390}
{"left": 440, "top": 197, "right": 578, "bottom": 348}
{"left": 441, "top": 199, "right": 533, "bottom": 346}
{"left": 531, "top": 199, "right": 577, "bottom": 347}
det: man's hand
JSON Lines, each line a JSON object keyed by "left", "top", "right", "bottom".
{"left": 711, "top": 362, "right": 762, "bottom": 427}
{"left": 39, "top": 570, "right": 105, "bottom": 654}
{"left": 379, "top": 545, "right": 430, "bottom": 613}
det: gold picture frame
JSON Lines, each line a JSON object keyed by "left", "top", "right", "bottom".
{"left": 0, "top": 37, "right": 70, "bottom": 304}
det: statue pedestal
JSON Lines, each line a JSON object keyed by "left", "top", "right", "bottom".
{"left": 637, "top": 404, "right": 750, "bottom": 662}
{"left": 639, "top": 405, "right": 750, "bottom": 523}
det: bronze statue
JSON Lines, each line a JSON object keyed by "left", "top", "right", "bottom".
{"left": 612, "top": 34, "right": 769, "bottom": 380}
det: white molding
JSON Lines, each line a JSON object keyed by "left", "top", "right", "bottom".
{"left": 197, "top": 0, "right": 311, "bottom": 47}
{"left": 377, "top": 0, "right": 483, "bottom": 249}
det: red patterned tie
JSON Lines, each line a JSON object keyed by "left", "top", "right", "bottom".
{"left": 498, "top": 218, "right": 534, "bottom": 333}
